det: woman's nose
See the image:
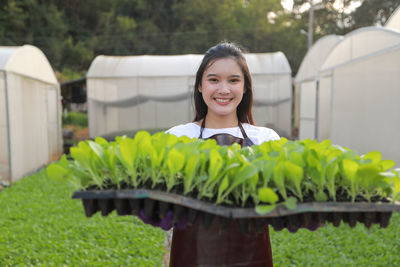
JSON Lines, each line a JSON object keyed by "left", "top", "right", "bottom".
{"left": 218, "top": 81, "right": 230, "bottom": 93}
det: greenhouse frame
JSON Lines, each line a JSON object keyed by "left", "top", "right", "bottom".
{"left": 294, "top": 35, "right": 343, "bottom": 140}
{"left": 385, "top": 6, "right": 400, "bottom": 31}
{"left": 296, "top": 27, "right": 400, "bottom": 163}
{"left": 0, "top": 45, "right": 63, "bottom": 184}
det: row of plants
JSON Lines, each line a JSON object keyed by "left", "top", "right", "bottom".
{"left": 62, "top": 111, "right": 88, "bottom": 128}
{"left": 47, "top": 131, "right": 400, "bottom": 214}
{"left": 3, "top": 171, "right": 400, "bottom": 266}
{"left": 0, "top": 170, "right": 164, "bottom": 266}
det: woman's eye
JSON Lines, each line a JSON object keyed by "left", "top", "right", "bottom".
{"left": 231, "top": 79, "right": 240, "bottom": 83}
{"left": 209, "top": 78, "right": 218, "bottom": 82}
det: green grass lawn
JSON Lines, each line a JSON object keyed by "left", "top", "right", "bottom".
{"left": 1, "top": 170, "right": 400, "bottom": 266}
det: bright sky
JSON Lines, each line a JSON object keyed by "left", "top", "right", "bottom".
{"left": 281, "top": 0, "right": 294, "bottom": 11}
{"left": 281, "top": 0, "right": 362, "bottom": 13}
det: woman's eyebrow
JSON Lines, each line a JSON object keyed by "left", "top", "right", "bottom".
{"left": 206, "top": 73, "right": 242, "bottom": 78}
{"left": 206, "top": 74, "right": 242, "bottom": 77}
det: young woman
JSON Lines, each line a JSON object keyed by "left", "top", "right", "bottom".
{"left": 165, "top": 42, "right": 280, "bottom": 267}
{"left": 167, "top": 41, "right": 279, "bottom": 145}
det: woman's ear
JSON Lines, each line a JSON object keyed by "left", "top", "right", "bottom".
{"left": 198, "top": 86, "right": 202, "bottom": 93}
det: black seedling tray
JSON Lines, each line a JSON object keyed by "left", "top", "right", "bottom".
{"left": 72, "top": 189, "right": 400, "bottom": 233}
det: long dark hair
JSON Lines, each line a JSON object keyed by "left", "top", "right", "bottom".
{"left": 193, "top": 41, "right": 255, "bottom": 125}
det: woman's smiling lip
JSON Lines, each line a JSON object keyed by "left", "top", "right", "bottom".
{"left": 214, "top": 97, "right": 233, "bottom": 105}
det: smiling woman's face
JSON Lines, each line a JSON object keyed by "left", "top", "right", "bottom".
{"left": 199, "top": 57, "right": 245, "bottom": 125}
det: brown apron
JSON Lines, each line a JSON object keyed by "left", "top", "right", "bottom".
{"left": 169, "top": 120, "right": 273, "bottom": 267}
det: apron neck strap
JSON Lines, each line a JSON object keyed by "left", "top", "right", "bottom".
{"left": 199, "top": 117, "right": 248, "bottom": 139}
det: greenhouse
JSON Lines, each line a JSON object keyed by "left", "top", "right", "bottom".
{"left": 296, "top": 27, "right": 400, "bottom": 163}
{"left": 385, "top": 6, "right": 400, "bottom": 31}
{"left": 86, "top": 52, "right": 292, "bottom": 138}
{"left": 294, "top": 35, "right": 343, "bottom": 140}
{"left": 0, "top": 45, "right": 62, "bottom": 184}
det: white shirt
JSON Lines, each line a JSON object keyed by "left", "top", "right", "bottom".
{"left": 166, "top": 122, "right": 280, "bottom": 145}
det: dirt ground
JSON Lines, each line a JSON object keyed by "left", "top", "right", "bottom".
{"left": 63, "top": 125, "right": 89, "bottom": 141}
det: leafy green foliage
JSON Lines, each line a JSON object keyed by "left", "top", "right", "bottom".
{"left": 62, "top": 111, "right": 88, "bottom": 128}
{"left": 392, "top": 169, "right": 400, "bottom": 202}
{"left": 2, "top": 169, "right": 400, "bottom": 266}
{"left": 0, "top": 170, "right": 164, "bottom": 266}
{"left": 47, "top": 131, "right": 399, "bottom": 216}
{"left": 255, "top": 187, "right": 279, "bottom": 214}
{"left": 270, "top": 212, "right": 400, "bottom": 266}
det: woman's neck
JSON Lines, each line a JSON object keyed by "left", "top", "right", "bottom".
{"left": 202, "top": 113, "right": 239, "bottom": 129}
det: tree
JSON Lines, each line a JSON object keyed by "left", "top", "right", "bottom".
{"left": 1, "top": 0, "right": 397, "bottom": 79}
{"left": 350, "top": 0, "right": 400, "bottom": 29}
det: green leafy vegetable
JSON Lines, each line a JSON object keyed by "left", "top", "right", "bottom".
{"left": 46, "top": 132, "right": 398, "bottom": 214}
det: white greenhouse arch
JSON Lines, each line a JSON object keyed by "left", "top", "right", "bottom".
{"left": 385, "top": 6, "right": 400, "bottom": 31}
{"left": 297, "top": 27, "right": 400, "bottom": 163}
{"left": 86, "top": 52, "right": 292, "bottom": 138}
{"left": 0, "top": 45, "right": 63, "bottom": 184}
{"left": 294, "top": 35, "right": 343, "bottom": 140}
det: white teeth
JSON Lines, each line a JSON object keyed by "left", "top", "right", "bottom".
{"left": 215, "top": 98, "right": 231, "bottom": 103}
